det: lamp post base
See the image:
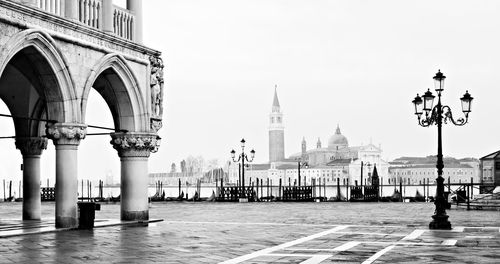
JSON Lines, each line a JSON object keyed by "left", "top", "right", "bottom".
{"left": 429, "top": 214, "right": 452, "bottom": 230}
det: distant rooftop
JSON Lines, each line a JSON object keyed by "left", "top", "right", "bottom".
{"left": 391, "top": 156, "right": 478, "bottom": 165}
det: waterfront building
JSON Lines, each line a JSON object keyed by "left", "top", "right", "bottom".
{"left": 149, "top": 167, "right": 227, "bottom": 186}
{"left": 149, "top": 172, "right": 201, "bottom": 186}
{"left": 479, "top": 150, "right": 500, "bottom": 186}
{"left": 388, "top": 156, "right": 480, "bottom": 185}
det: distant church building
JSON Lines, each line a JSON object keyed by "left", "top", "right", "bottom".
{"left": 228, "top": 87, "right": 390, "bottom": 188}
{"left": 269, "top": 86, "right": 285, "bottom": 162}
{"left": 290, "top": 125, "right": 352, "bottom": 165}
{"left": 289, "top": 125, "right": 389, "bottom": 186}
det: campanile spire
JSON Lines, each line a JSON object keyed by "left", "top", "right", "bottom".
{"left": 269, "top": 85, "right": 285, "bottom": 162}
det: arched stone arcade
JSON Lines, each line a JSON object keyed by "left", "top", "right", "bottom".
{"left": 0, "top": 30, "right": 76, "bottom": 223}
{"left": 0, "top": 25, "right": 163, "bottom": 227}
{"left": 81, "top": 53, "right": 158, "bottom": 221}
{"left": 81, "top": 53, "right": 148, "bottom": 132}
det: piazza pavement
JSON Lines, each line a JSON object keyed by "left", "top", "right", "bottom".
{"left": 0, "top": 202, "right": 499, "bottom": 263}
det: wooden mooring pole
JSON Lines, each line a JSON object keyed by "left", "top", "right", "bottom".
{"left": 270, "top": 179, "right": 273, "bottom": 198}
{"left": 256, "top": 178, "right": 259, "bottom": 199}
{"left": 266, "top": 178, "right": 269, "bottom": 198}
{"left": 312, "top": 178, "right": 315, "bottom": 198}
{"left": 260, "top": 178, "right": 263, "bottom": 199}
{"left": 346, "top": 178, "right": 349, "bottom": 200}
{"left": 179, "top": 178, "right": 182, "bottom": 197}
{"left": 323, "top": 178, "right": 326, "bottom": 200}
{"left": 426, "top": 178, "right": 430, "bottom": 202}
{"left": 423, "top": 179, "right": 426, "bottom": 201}
{"left": 399, "top": 178, "right": 402, "bottom": 202}
{"left": 470, "top": 177, "right": 474, "bottom": 199}
{"left": 337, "top": 177, "right": 340, "bottom": 200}
{"left": 279, "top": 178, "right": 282, "bottom": 199}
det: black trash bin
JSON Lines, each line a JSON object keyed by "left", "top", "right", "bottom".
{"left": 78, "top": 202, "right": 101, "bottom": 229}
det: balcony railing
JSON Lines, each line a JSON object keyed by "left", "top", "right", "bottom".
{"left": 35, "top": 0, "right": 134, "bottom": 41}
{"left": 113, "top": 5, "right": 134, "bottom": 41}
{"left": 78, "top": 0, "right": 102, "bottom": 29}
{"left": 37, "top": 0, "right": 63, "bottom": 16}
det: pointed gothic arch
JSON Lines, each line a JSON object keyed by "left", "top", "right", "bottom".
{"left": 81, "top": 53, "right": 148, "bottom": 132}
{"left": 0, "top": 29, "right": 78, "bottom": 125}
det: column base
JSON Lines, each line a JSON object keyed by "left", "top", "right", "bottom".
{"left": 429, "top": 214, "right": 451, "bottom": 230}
{"left": 56, "top": 216, "right": 78, "bottom": 228}
{"left": 23, "top": 212, "right": 41, "bottom": 221}
{"left": 121, "top": 210, "right": 149, "bottom": 221}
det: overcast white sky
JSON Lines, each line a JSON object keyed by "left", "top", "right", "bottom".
{"left": 1, "top": 0, "right": 500, "bottom": 183}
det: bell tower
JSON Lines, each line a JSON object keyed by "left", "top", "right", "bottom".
{"left": 269, "top": 85, "right": 285, "bottom": 162}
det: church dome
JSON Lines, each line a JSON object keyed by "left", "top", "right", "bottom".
{"left": 328, "top": 125, "right": 348, "bottom": 150}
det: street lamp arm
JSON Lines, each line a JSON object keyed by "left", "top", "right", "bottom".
{"left": 417, "top": 104, "right": 468, "bottom": 127}
{"left": 418, "top": 106, "right": 439, "bottom": 127}
{"left": 442, "top": 105, "right": 468, "bottom": 126}
{"left": 232, "top": 155, "right": 242, "bottom": 163}
{"left": 244, "top": 154, "right": 254, "bottom": 162}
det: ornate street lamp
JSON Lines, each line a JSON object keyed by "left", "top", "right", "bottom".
{"left": 412, "top": 70, "right": 473, "bottom": 230}
{"left": 231, "top": 138, "right": 255, "bottom": 197}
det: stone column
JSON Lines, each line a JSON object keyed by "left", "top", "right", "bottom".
{"left": 110, "top": 132, "right": 159, "bottom": 220}
{"left": 15, "top": 137, "right": 48, "bottom": 220}
{"left": 64, "top": 0, "right": 78, "bottom": 20}
{"left": 46, "top": 123, "right": 86, "bottom": 228}
{"left": 126, "top": 0, "right": 142, "bottom": 43}
{"left": 102, "top": 0, "right": 114, "bottom": 33}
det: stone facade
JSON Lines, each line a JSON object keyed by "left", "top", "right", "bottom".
{"left": 389, "top": 156, "right": 480, "bottom": 185}
{"left": 0, "top": 0, "right": 163, "bottom": 226}
{"left": 480, "top": 151, "right": 500, "bottom": 186}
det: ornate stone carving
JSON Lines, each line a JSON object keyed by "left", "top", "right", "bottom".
{"left": 150, "top": 55, "right": 164, "bottom": 118}
{"left": 45, "top": 123, "right": 87, "bottom": 145}
{"left": 150, "top": 118, "right": 162, "bottom": 133}
{"left": 110, "top": 132, "right": 160, "bottom": 158}
{"left": 15, "top": 137, "right": 48, "bottom": 156}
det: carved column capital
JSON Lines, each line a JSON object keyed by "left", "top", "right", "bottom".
{"left": 45, "top": 123, "right": 87, "bottom": 146}
{"left": 15, "top": 137, "right": 48, "bottom": 156}
{"left": 110, "top": 132, "right": 160, "bottom": 158}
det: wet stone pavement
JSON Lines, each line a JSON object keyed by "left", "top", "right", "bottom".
{"left": 0, "top": 202, "right": 499, "bottom": 263}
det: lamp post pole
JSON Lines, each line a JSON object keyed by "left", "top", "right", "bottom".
{"left": 231, "top": 139, "right": 255, "bottom": 198}
{"left": 242, "top": 154, "right": 245, "bottom": 190}
{"left": 434, "top": 89, "right": 447, "bottom": 229}
{"left": 412, "top": 70, "right": 473, "bottom": 230}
